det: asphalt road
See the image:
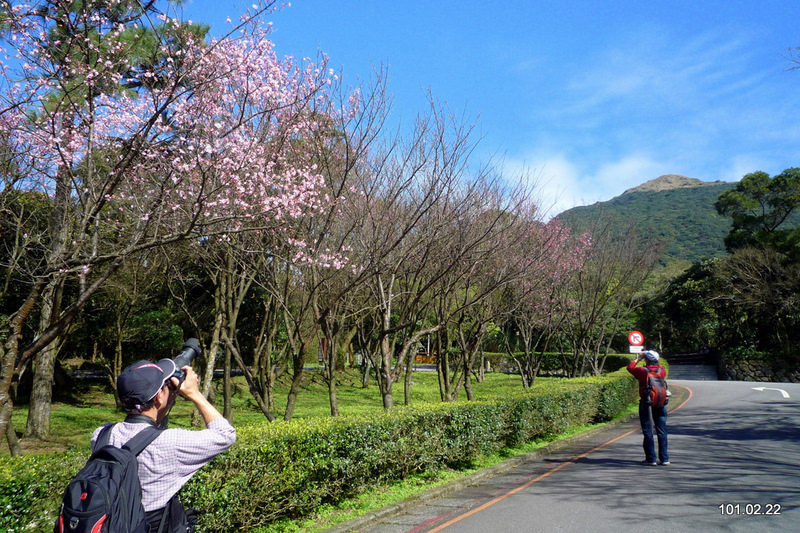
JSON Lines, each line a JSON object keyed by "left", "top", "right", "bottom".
{"left": 341, "top": 380, "right": 800, "bottom": 533}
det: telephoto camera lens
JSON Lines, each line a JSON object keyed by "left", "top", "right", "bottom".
{"left": 172, "top": 338, "right": 201, "bottom": 380}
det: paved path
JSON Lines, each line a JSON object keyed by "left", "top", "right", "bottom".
{"left": 331, "top": 380, "right": 800, "bottom": 532}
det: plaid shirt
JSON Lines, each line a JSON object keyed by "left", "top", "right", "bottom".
{"left": 91, "top": 417, "right": 236, "bottom": 511}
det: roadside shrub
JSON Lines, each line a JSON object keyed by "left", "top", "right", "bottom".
{"left": 724, "top": 346, "right": 769, "bottom": 362}
{"left": 603, "top": 354, "right": 634, "bottom": 372}
{"left": 1, "top": 369, "right": 636, "bottom": 532}
{"left": 0, "top": 449, "right": 82, "bottom": 532}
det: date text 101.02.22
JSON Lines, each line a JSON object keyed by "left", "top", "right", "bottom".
{"left": 719, "top": 503, "right": 781, "bottom": 515}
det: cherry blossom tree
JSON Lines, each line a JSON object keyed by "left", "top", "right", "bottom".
{"left": 158, "top": 65, "right": 391, "bottom": 422}
{"left": 0, "top": 0, "right": 343, "bottom": 452}
{"left": 261, "top": 68, "right": 392, "bottom": 420}
{"left": 428, "top": 192, "right": 532, "bottom": 402}
{"left": 497, "top": 218, "right": 591, "bottom": 387}
{"left": 559, "top": 220, "right": 662, "bottom": 376}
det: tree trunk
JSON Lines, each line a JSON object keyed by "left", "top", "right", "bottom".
{"left": 463, "top": 358, "right": 475, "bottom": 401}
{"left": 24, "top": 279, "right": 64, "bottom": 440}
{"left": 223, "top": 346, "right": 232, "bottom": 421}
{"left": 475, "top": 352, "right": 485, "bottom": 383}
{"left": 254, "top": 295, "right": 280, "bottom": 413}
{"left": 0, "top": 394, "right": 20, "bottom": 456}
{"left": 1, "top": 323, "right": 26, "bottom": 456}
{"left": 4, "top": 410, "right": 19, "bottom": 454}
{"left": 378, "top": 335, "right": 394, "bottom": 409}
{"left": 325, "top": 337, "right": 340, "bottom": 417}
{"left": 361, "top": 357, "right": 372, "bottom": 388}
{"left": 283, "top": 342, "right": 308, "bottom": 421}
{"left": 24, "top": 348, "right": 58, "bottom": 440}
{"left": 403, "top": 355, "right": 414, "bottom": 406}
{"left": 261, "top": 341, "right": 283, "bottom": 414}
{"left": 203, "top": 306, "right": 223, "bottom": 399}
{"left": 326, "top": 324, "right": 356, "bottom": 415}
{"left": 436, "top": 331, "right": 449, "bottom": 401}
{"left": 448, "top": 367, "right": 466, "bottom": 402}
{"left": 327, "top": 366, "right": 339, "bottom": 417}
{"left": 110, "top": 316, "right": 124, "bottom": 409}
{"left": 192, "top": 329, "right": 221, "bottom": 426}
{"left": 381, "top": 384, "right": 394, "bottom": 410}
{"left": 458, "top": 325, "right": 484, "bottom": 401}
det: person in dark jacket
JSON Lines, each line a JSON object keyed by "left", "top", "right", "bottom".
{"left": 627, "top": 350, "right": 669, "bottom": 466}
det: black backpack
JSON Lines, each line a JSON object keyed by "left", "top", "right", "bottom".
{"left": 55, "top": 424, "right": 162, "bottom": 533}
{"left": 645, "top": 370, "right": 669, "bottom": 408}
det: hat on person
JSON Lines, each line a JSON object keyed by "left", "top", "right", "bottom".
{"left": 643, "top": 350, "right": 660, "bottom": 363}
{"left": 117, "top": 359, "right": 177, "bottom": 404}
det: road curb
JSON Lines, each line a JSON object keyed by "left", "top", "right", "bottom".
{"left": 324, "top": 411, "right": 642, "bottom": 532}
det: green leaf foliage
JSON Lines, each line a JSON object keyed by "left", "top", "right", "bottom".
{"left": 715, "top": 168, "right": 800, "bottom": 258}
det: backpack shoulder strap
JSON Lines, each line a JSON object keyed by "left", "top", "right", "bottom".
{"left": 94, "top": 423, "right": 115, "bottom": 450}
{"left": 122, "top": 426, "right": 163, "bottom": 456}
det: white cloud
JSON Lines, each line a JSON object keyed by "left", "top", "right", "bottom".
{"left": 562, "top": 29, "right": 759, "bottom": 119}
{"left": 503, "top": 152, "right": 582, "bottom": 219}
{"left": 591, "top": 154, "right": 666, "bottom": 196}
{"left": 506, "top": 149, "right": 671, "bottom": 218}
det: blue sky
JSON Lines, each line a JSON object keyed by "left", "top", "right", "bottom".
{"left": 183, "top": 1, "right": 800, "bottom": 217}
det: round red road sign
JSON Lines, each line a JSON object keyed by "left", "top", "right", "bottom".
{"left": 628, "top": 330, "right": 644, "bottom": 346}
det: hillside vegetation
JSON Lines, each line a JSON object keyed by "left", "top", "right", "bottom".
{"left": 557, "top": 175, "right": 737, "bottom": 265}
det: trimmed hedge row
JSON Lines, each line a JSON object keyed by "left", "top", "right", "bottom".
{"left": 1, "top": 368, "right": 637, "bottom": 532}
{"left": 482, "top": 352, "right": 635, "bottom": 375}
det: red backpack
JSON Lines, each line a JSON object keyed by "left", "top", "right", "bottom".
{"left": 645, "top": 370, "right": 669, "bottom": 408}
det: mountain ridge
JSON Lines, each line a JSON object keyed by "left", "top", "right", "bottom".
{"left": 619, "top": 174, "right": 730, "bottom": 196}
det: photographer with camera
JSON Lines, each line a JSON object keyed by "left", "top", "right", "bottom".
{"left": 627, "top": 349, "right": 669, "bottom": 467}
{"left": 90, "top": 340, "right": 235, "bottom": 532}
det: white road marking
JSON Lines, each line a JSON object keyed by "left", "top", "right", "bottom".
{"left": 751, "top": 386, "right": 790, "bottom": 399}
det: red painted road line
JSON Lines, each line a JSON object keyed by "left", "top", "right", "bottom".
{"left": 424, "top": 385, "right": 694, "bottom": 532}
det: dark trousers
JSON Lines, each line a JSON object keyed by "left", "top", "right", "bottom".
{"left": 639, "top": 399, "right": 669, "bottom": 463}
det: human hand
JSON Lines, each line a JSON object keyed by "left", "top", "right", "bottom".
{"left": 177, "top": 365, "right": 221, "bottom": 425}
{"left": 178, "top": 366, "right": 201, "bottom": 400}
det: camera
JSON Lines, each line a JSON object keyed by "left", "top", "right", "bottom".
{"left": 172, "top": 338, "right": 202, "bottom": 381}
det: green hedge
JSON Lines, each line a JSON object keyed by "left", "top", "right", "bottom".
{"left": 1, "top": 368, "right": 637, "bottom": 532}
{"left": 604, "top": 353, "right": 636, "bottom": 372}
{"left": 482, "top": 352, "right": 634, "bottom": 374}
{"left": 481, "top": 351, "right": 565, "bottom": 372}
{"left": 0, "top": 450, "right": 84, "bottom": 532}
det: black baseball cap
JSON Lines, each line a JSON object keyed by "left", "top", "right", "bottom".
{"left": 117, "top": 359, "right": 177, "bottom": 404}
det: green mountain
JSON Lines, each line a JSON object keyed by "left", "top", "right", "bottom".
{"left": 556, "top": 174, "right": 737, "bottom": 265}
